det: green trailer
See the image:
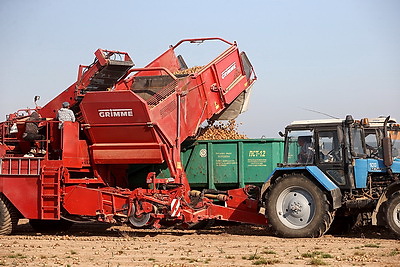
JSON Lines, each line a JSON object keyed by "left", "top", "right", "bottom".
{"left": 128, "top": 138, "right": 289, "bottom": 190}
{"left": 181, "top": 139, "right": 285, "bottom": 190}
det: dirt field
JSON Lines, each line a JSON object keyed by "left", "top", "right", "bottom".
{"left": 0, "top": 220, "right": 399, "bottom": 267}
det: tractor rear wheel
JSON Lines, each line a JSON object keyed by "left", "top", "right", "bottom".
{"left": 385, "top": 193, "right": 400, "bottom": 236}
{"left": 29, "top": 219, "right": 73, "bottom": 233}
{"left": 0, "top": 194, "right": 19, "bottom": 235}
{"left": 265, "top": 174, "right": 333, "bottom": 238}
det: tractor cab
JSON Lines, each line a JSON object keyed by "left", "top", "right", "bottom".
{"left": 282, "top": 116, "right": 355, "bottom": 189}
{"left": 281, "top": 115, "right": 399, "bottom": 190}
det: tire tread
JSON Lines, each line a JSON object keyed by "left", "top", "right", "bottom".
{"left": 265, "top": 175, "right": 334, "bottom": 238}
{"left": 0, "top": 194, "right": 18, "bottom": 235}
{"left": 383, "top": 192, "right": 400, "bottom": 236}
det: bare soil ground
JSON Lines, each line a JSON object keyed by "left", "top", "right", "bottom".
{"left": 0, "top": 220, "right": 399, "bottom": 267}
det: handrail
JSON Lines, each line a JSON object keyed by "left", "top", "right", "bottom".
{"left": 121, "top": 67, "right": 178, "bottom": 81}
{"left": 172, "top": 37, "right": 234, "bottom": 49}
{"left": 94, "top": 48, "right": 133, "bottom": 66}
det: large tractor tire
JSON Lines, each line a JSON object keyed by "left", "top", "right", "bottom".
{"left": 0, "top": 194, "right": 19, "bottom": 235}
{"left": 29, "top": 219, "right": 73, "bottom": 233}
{"left": 385, "top": 192, "right": 400, "bottom": 236}
{"left": 265, "top": 174, "right": 334, "bottom": 238}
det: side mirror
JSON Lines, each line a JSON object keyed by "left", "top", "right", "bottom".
{"left": 337, "top": 126, "right": 343, "bottom": 143}
{"left": 345, "top": 115, "right": 354, "bottom": 125}
{"left": 382, "top": 116, "right": 393, "bottom": 167}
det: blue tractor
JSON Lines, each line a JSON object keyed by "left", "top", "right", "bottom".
{"left": 262, "top": 115, "right": 400, "bottom": 237}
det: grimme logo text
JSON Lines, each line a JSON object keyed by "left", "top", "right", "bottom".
{"left": 221, "top": 62, "right": 236, "bottom": 79}
{"left": 98, "top": 108, "right": 133, "bottom": 118}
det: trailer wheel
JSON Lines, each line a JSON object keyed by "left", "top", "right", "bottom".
{"left": 0, "top": 195, "right": 19, "bottom": 235}
{"left": 385, "top": 193, "right": 400, "bottom": 236}
{"left": 29, "top": 219, "right": 73, "bottom": 233}
{"left": 265, "top": 174, "right": 333, "bottom": 238}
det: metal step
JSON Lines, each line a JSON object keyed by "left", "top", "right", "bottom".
{"left": 40, "top": 167, "right": 61, "bottom": 220}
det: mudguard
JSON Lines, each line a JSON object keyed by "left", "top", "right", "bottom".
{"left": 264, "top": 166, "right": 342, "bottom": 209}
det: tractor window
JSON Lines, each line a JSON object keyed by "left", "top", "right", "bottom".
{"left": 364, "top": 130, "right": 382, "bottom": 159}
{"left": 390, "top": 130, "right": 400, "bottom": 159}
{"left": 285, "top": 130, "right": 314, "bottom": 164}
{"left": 350, "top": 128, "right": 366, "bottom": 157}
{"left": 318, "top": 131, "right": 342, "bottom": 163}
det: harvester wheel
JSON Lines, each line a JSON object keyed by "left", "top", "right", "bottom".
{"left": 265, "top": 174, "right": 333, "bottom": 238}
{"left": 385, "top": 192, "right": 400, "bottom": 236}
{"left": 29, "top": 219, "right": 73, "bottom": 233}
{"left": 129, "top": 204, "right": 152, "bottom": 228}
{"left": 0, "top": 195, "right": 19, "bottom": 235}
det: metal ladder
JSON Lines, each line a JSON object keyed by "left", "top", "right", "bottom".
{"left": 39, "top": 166, "right": 61, "bottom": 220}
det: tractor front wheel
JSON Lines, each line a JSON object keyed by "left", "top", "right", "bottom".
{"left": 265, "top": 174, "right": 333, "bottom": 238}
{"left": 385, "top": 193, "right": 400, "bottom": 236}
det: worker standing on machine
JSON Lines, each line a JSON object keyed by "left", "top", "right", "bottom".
{"left": 22, "top": 111, "right": 45, "bottom": 155}
{"left": 56, "top": 102, "right": 75, "bottom": 129}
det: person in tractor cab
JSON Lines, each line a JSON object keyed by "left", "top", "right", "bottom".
{"left": 56, "top": 102, "right": 75, "bottom": 129}
{"left": 22, "top": 111, "right": 45, "bottom": 155}
{"left": 297, "top": 136, "right": 314, "bottom": 164}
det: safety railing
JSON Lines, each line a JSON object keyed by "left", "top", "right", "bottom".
{"left": 0, "top": 157, "right": 42, "bottom": 175}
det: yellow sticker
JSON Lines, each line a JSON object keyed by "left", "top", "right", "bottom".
{"left": 176, "top": 162, "right": 182, "bottom": 170}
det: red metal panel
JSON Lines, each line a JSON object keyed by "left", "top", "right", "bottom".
{"left": 80, "top": 91, "right": 157, "bottom": 144}
{"left": 207, "top": 205, "right": 267, "bottom": 225}
{"left": 214, "top": 48, "right": 242, "bottom": 91}
{"left": 1, "top": 176, "right": 40, "bottom": 218}
{"left": 80, "top": 90, "right": 165, "bottom": 164}
{"left": 63, "top": 186, "right": 129, "bottom": 218}
{"left": 62, "top": 122, "right": 88, "bottom": 168}
{"left": 91, "top": 143, "right": 164, "bottom": 164}
{"left": 80, "top": 91, "right": 151, "bottom": 125}
{"left": 63, "top": 186, "right": 101, "bottom": 216}
{"left": 221, "top": 75, "right": 250, "bottom": 104}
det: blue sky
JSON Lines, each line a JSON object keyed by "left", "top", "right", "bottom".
{"left": 0, "top": 0, "right": 399, "bottom": 138}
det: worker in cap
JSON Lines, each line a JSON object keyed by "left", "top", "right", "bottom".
{"left": 56, "top": 102, "right": 75, "bottom": 129}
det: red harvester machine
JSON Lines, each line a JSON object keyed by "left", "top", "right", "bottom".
{"left": 0, "top": 38, "right": 264, "bottom": 234}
